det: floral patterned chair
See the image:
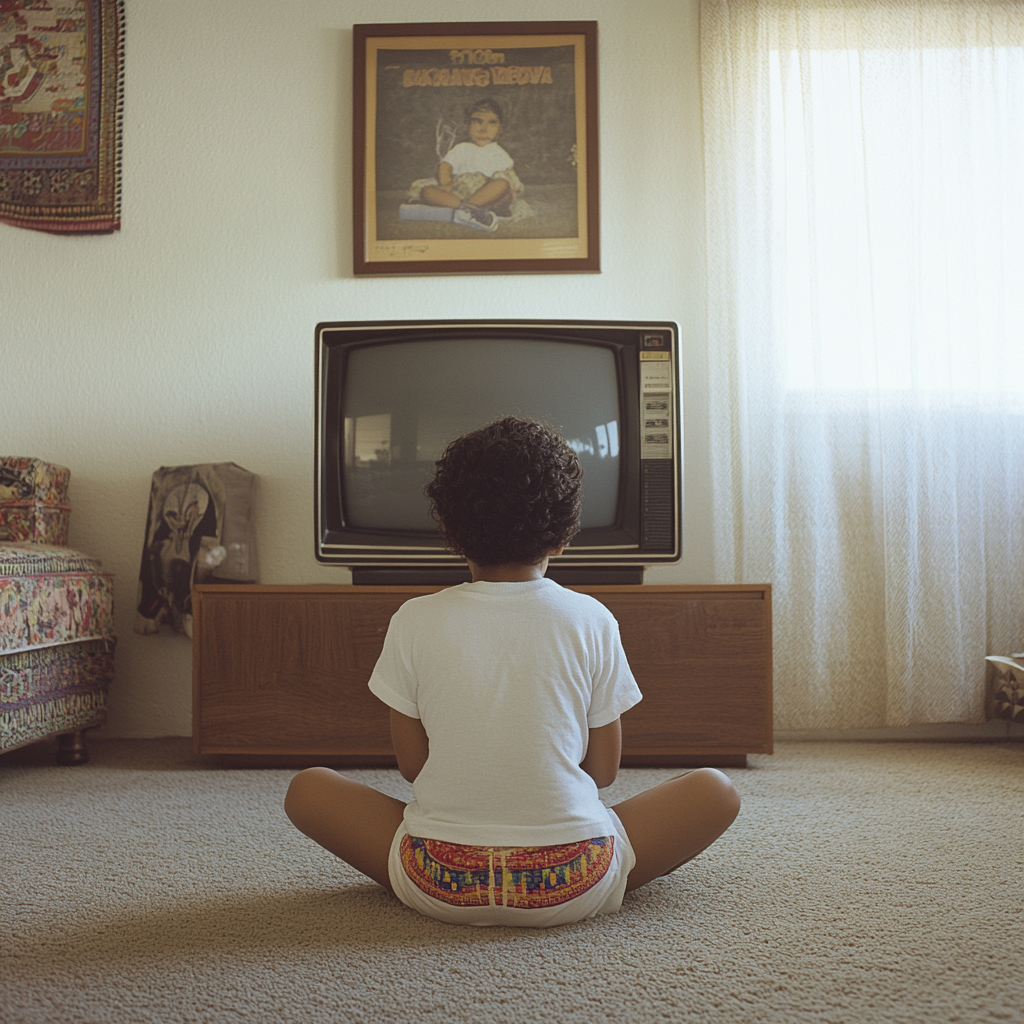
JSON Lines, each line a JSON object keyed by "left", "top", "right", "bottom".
{"left": 0, "top": 458, "right": 115, "bottom": 764}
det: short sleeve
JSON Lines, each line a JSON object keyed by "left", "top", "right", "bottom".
{"left": 367, "top": 610, "right": 420, "bottom": 720}
{"left": 586, "top": 610, "right": 643, "bottom": 728}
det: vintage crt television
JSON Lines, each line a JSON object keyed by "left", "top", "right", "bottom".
{"left": 315, "top": 319, "right": 681, "bottom": 584}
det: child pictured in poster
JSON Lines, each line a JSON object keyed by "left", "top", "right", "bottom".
{"left": 402, "top": 98, "right": 524, "bottom": 232}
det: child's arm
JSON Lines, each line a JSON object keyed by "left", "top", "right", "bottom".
{"left": 390, "top": 708, "right": 429, "bottom": 782}
{"left": 580, "top": 718, "right": 622, "bottom": 789}
{"left": 436, "top": 161, "right": 454, "bottom": 190}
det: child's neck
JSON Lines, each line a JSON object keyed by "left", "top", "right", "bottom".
{"left": 466, "top": 558, "right": 549, "bottom": 583}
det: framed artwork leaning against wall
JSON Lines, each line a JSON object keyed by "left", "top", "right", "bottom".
{"left": 353, "top": 21, "right": 599, "bottom": 276}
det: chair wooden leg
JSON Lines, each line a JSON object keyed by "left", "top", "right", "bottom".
{"left": 56, "top": 730, "right": 89, "bottom": 766}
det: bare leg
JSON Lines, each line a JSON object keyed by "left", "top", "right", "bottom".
{"left": 467, "top": 178, "right": 511, "bottom": 210}
{"left": 612, "top": 767, "right": 740, "bottom": 892}
{"left": 419, "top": 185, "right": 462, "bottom": 209}
{"left": 284, "top": 767, "right": 407, "bottom": 892}
{"left": 421, "top": 178, "right": 511, "bottom": 212}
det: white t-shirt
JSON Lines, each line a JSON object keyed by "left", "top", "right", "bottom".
{"left": 442, "top": 141, "right": 514, "bottom": 178}
{"left": 368, "top": 578, "right": 642, "bottom": 846}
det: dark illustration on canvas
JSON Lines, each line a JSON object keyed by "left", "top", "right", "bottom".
{"left": 135, "top": 464, "right": 257, "bottom": 638}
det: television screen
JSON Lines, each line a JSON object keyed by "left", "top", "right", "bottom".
{"left": 342, "top": 338, "right": 621, "bottom": 532}
{"left": 316, "top": 319, "right": 681, "bottom": 583}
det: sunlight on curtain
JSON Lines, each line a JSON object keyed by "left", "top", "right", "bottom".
{"left": 702, "top": 0, "right": 1024, "bottom": 728}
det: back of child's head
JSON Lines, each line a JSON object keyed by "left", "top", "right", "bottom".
{"left": 426, "top": 416, "right": 582, "bottom": 566}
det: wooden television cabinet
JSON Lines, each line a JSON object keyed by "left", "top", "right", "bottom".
{"left": 192, "top": 583, "right": 772, "bottom": 768}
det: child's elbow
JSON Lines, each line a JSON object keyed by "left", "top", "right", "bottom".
{"left": 580, "top": 752, "right": 619, "bottom": 789}
{"left": 580, "top": 719, "right": 622, "bottom": 789}
{"left": 587, "top": 764, "right": 619, "bottom": 789}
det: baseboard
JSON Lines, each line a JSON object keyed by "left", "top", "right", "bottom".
{"left": 775, "top": 720, "right": 1024, "bottom": 742}
{"left": 77, "top": 723, "right": 1024, "bottom": 744}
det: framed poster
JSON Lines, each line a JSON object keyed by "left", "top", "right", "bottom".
{"left": 353, "top": 21, "right": 599, "bottom": 276}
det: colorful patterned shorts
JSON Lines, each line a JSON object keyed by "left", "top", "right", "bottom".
{"left": 399, "top": 834, "right": 615, "bottom": 910}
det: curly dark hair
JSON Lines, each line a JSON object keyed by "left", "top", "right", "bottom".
{"left": 425, "top": 417, "right": 583, "bottom": 567}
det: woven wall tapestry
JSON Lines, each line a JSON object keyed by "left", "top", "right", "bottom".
{"left": 0, "top": 0, "right": 124, "bottom": 234}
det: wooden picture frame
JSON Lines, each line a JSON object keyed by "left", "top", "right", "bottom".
{"left": 353, "top": 21, "right": 599, "bottom": 276}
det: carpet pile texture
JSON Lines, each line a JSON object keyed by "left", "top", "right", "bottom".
{"left": 1, "top": 739, "right": 1020, "bottom": 1023}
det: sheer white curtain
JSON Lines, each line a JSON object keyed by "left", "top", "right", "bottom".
{"left": 701, "top": 0, "right": 1024, "bottom": 729}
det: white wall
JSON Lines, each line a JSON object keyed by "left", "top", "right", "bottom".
{"left": 1, "top": 0, "right": 709, "bottom": 737}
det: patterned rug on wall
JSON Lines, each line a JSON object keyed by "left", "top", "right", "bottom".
{"left": 0, "top": 0, "right": 124, "bottom": 234}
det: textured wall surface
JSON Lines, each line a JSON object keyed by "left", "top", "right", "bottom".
{"left": 1, "top": 0, "right": 709, "bottom": 736}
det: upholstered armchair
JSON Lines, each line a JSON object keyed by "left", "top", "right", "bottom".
{"left": 1, "top": 458, "right": 115, "bottom": 764}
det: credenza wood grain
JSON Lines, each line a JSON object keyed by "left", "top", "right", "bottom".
{"left": 192, "top": 583, "right": 772, "bottom": 768}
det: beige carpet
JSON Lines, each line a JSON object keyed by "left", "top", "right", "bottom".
{"left": 1, "top": 739, "right": 1020, "bottom": 1024}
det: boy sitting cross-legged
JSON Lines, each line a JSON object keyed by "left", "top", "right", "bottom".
{"left": 285, "top": 416, "right": 740, "bottom": 926}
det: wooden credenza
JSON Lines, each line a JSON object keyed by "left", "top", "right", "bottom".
{"left": 192, "top": 583, "right": 772, "bottom": 768}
